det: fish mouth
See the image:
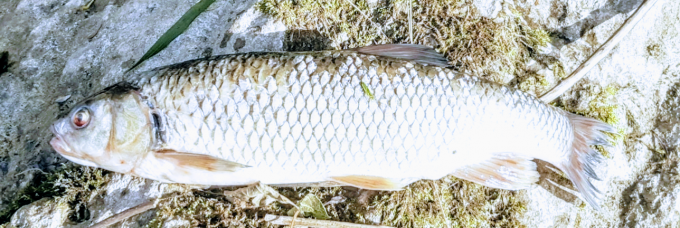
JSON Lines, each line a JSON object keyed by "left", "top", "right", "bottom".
{"left": 49, "top": 124, "right": 100, "bottom": 168}
{"left": 49, "top": 124, "right": 73, "bottom": 156}
{"left": 50, "top": 135, "right": 72, "bottom": 156}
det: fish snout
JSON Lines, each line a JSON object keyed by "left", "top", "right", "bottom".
{"left": 50, "top": 134, "right": 71, "bottom": 155}
{"left": 49, "top": 122, "right": 72, "bottom": 155}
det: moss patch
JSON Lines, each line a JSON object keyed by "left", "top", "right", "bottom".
{"left": 0, "top": 165, "right": 110, "bottom": 225}
{"left": 147, "top": 186, "right": 348, "bottom": 227}
{"left": 147, "top": 192, "right": 273, "bottom": 227}
{"left": 146, "top": 179, "right": 525, "bottom": 228}
{"left": 52, "top": 166, "right": 109, "bottom": 223}
{"left": 557, "top": 84, "right": 625, "bottom": 158}
{"left": 0, "top": 171, "right": 61, "bottom": 223}
{"left": 256, "top": 0, "right": 557, "bottom": 91}
{"left": 364, "top": 177, "right": 525, "bottom": 228}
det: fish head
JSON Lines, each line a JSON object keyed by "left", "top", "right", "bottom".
{"left": 50, "top": 91, "right": 153, "bottom": 173}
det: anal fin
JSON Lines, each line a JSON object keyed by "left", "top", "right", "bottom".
{"left": 329, "top": 175, "right": 404, "bottom": 191}
{"left": 451, "top": 153, "right": 540, "bottom": 190}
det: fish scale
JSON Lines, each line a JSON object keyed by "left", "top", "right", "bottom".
{"left": 51, "top": 45, "right": 613, "bottom": 210}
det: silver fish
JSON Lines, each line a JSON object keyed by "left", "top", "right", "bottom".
{"left": 50, "top": 44, "right": 613, "bottom": 209}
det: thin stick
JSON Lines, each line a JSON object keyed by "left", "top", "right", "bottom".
{"left": 408, "top": 0, "right": 413, "bottom": 43}
{"left": 265, "top": 214, "right": 396, "bottom": 228}
{"left": 89, "top": 200, "right": 157, "bottom": 228}
{"left": 538, "top": 0, "right": 661, "bottom": 103}
{"left": 291, "top": 209, "right": 300, "bottom": 227}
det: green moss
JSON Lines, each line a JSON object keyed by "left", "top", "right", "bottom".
{"left": 552, "top": 62, "right": 567, "bottom": 80}
{"left": 0, "top": 166, "right": 110, "bottom": 225}
{"left": 558, "top": 85, "right": 625, "bottom": 158}
{"left": 586, "top": 86, "right": 625, "bottom": 157}
{"left": 147, "top": 186, "right": 349, "bottom": 227}
{"left": 358, "top": 177, "right": 526, "bottom": 228}
{"left": 150, "top": 178, "right": 523, "bottom": 228}
{"left": 146, "top": 192, "right": 270, "bottom": 228}
{"left": 524, "top": 28, "right": 551, "bottom": 48}
{"left": 0, "top": 177, "right": 53, "bottom": 222}
{"left": 0, "top": 167, "right": 69, "bottom": 223}
{"left": 518, "top": 73, "right": 551, "bottom": 96}
{"left": 52, "top": 167, "right": 110, "bottom": 223}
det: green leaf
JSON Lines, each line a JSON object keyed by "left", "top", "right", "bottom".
{"left": 297, "top": 194, "right": 330, "bottom": 220}
{"left": 127, "top": 0, "right": 217, "bottom": 72}
{"left": 360, "top": 81, "right": 374, "bottom": 100}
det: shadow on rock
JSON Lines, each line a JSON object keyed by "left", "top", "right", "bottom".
{"left": 534, "top": 159, "right": 580, "bottom": 204}
{"left": 0, "top": 51, "right": 11, "bottom": 75}
{"left": 551, "top": 0, "right": 644, "bottom": 49}
{"left": 284, "top": 29, "right": 331, "bottom": 52}
{"left": 619, "top": 81, "right": 680, "bottom": 227}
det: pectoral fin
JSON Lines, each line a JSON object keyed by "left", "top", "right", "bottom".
{"left": 451, "top": 153, "right": 540, "bottom": 190}
{"left": 329, "top": 175, "right": 404, "bottom": 190}
{"left": 154, "top": 150, "right": 250, "bottom": 172}
{"left": 130, "top": 150, "right": 255, "bottom": 185}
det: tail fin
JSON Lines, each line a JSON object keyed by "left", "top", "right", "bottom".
{"left": 560, "top": 113, "right": 616, "bottom": 211}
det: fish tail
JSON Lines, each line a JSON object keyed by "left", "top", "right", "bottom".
{"left": 560, "top": 113, "right": 616, "bottom": 211}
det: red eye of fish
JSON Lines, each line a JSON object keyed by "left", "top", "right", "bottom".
{"left": 72, "top": 107, "right": 91, "bottom": 129}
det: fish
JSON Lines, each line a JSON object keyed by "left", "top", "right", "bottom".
{"left": 49, "top": 44, "right": 614, "bottom": 210}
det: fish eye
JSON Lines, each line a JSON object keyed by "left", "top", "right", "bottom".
{"left": 71, "top": 107, "right": 91, "bottom": 129}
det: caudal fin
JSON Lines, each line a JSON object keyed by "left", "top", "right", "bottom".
{"left": 560, "top": 113, "right": 616, "bottom": 211}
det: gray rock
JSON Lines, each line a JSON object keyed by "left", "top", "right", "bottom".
{"left": 7, "top": 198, "right": 69, "bottom": 228}
{"left": 6, "top": 173, "right": 194, "bottom": 228}
{"left": 618, "top": 81, "right": 680, "bottom": 228}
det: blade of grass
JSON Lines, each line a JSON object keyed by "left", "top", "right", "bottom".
{"left": 127, "top": 0, "right": 216, "bottom": 72}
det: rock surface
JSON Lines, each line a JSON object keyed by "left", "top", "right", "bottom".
{"left": 1, "top": 0, "right": 679, "bottom": 227}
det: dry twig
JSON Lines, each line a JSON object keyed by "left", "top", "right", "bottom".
{"left": 265, "top": 214, "right": 396, "bottom": 228}
{"left": 539, "top": 0, "right": 662, "bottom": 103}
{"left": 89, "top": 200, "right": 158, "bottom": 228}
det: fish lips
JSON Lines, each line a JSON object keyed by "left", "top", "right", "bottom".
{"left": 49, "top": 124, "right": 99, "bottom": 168}
{"left": 49, "top": 124, "right": 72, "bottom": 155}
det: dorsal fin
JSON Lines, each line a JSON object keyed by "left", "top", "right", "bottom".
{"left": 353, "top": 44, "right": 451, "bottom": 67}
{"left": 451, "top": 153, "right": 540, "bottom": 190}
